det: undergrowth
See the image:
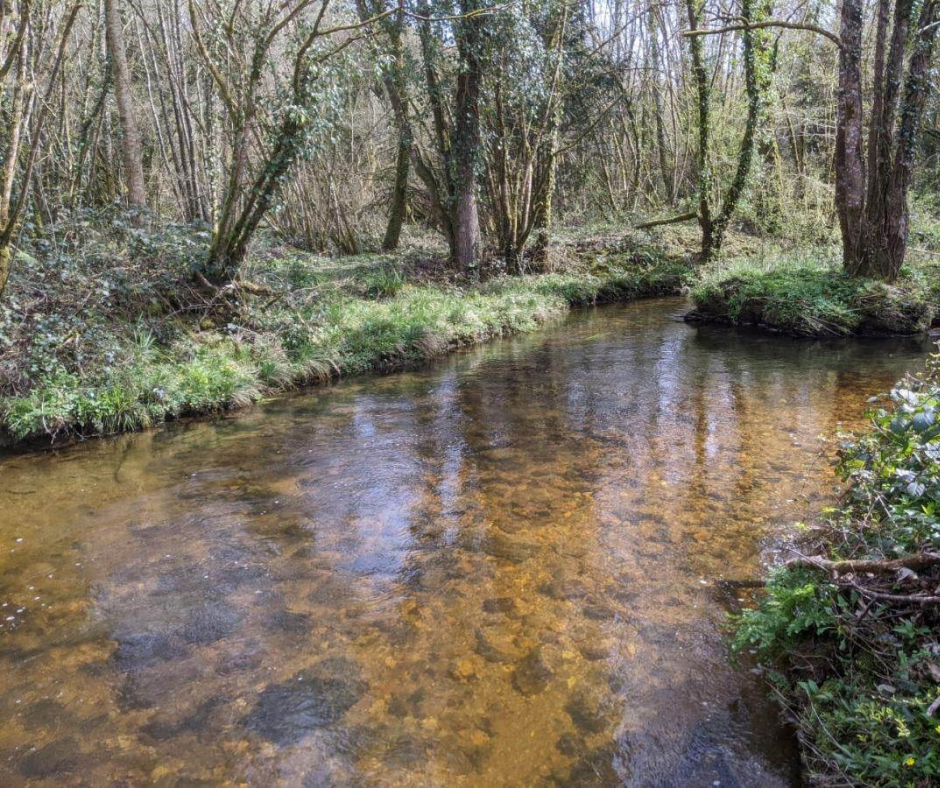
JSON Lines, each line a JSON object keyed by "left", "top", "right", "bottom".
{"left": 732, "top": 354, "right": 940, "bottom": 785}
{"left": 690, "top": 250, "right": 940, "bottom": 336}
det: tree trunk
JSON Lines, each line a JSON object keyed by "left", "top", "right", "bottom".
{"left": 880, "top": 0, "right": 940, "bottom": 279}
{"left": 684, "top": 0, "right": 714, "bottom": 259}
{"left": 383, "top": 127, "right": 410, "bottom": 251}
{"left": 530, "top": 140, "right": 557, "bottom": 266}
{"left": 649, "top": 3, "right": 674, "bottom": 202}
{"left": 835, "top": 0, "right": 939, "bottom": 280}
{"left": 104, "top": 0, "right": 146, "bottom": 211}
{"left": 452, "top": 0, "right": 483, "bottom": 273}
{"left": 709, "top": 0, "right": 770, "bottom": 255}
{"left": 356, "top": 0, "right": 411, "bottom": 252}
{"left": 834, "top": 0, "right": 865, "bottom": 273}
{"left": 0, "top": 243, "right": 11, "bottom": 300}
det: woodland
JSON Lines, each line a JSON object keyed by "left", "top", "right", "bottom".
{"left": 1, "top": 0, "right": 940, "bottom": 784}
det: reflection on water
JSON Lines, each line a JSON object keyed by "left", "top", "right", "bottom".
{"left": 0, "top": 298, "right": 930, "bottom": 786}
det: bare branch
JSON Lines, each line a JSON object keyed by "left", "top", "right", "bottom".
{"left": 684, "top": 20, "right": 842, "bottom": 50}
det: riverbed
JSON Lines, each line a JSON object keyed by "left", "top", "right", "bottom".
{"left": 0, "top": 297, "right": 930, "bottom": 785}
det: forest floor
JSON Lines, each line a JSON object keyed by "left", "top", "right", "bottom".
{"left": 3, "top": 204, "right": 940, "bottom": 449}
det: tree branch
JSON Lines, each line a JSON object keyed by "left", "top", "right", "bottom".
{"left": 786, "top": 551, "right": 940, "bottom": 575}
{"left": 684, "top": 20, "right": 842, "bottom": 50}
{"left": 635, "top": 211, "right": 698, "bottom": 230}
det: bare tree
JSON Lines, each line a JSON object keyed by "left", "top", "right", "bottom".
{"left": 187, "top": 0, "right": 381, "bottom": 284}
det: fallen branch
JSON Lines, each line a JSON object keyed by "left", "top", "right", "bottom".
{"left": 634, "top": 211, "right": 698, "bottom": 230}
{"left": 194, "top": 271, "right": 279, "bottom": 299}
{"left": 849, "top": 584, "right": 940, "bottom": 606}
{"left": 786, "top": 551, "right": 940, "bottom": 575}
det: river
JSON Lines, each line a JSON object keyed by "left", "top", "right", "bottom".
{"left": 0, "top": 297, "right": 931, "bottom": 786}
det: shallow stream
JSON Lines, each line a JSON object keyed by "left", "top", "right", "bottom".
{"left": 0, "top": 298, "right": 930, "bottom": 785}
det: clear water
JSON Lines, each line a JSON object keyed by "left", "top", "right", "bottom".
{"left": 0, "top": 298, "right": 930, "bottom": 786}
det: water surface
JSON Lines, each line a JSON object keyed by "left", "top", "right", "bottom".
{"left": 0, "top": 298, "right": 930, "bottom": 786}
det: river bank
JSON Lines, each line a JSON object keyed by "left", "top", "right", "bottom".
{"left": 733, "top": 354, "right": 940, "bottom": 785}
{"left": 683, "top": 201, "right": 940, "bottom": 337}
{"left": 4, "top": 210, "right": 940, "bottom": 450}
{"left": 687, "top": 260, "right": 940, "bottom": 337}
{"left": 0, "top": 220, "right": 692, "bottom": 449}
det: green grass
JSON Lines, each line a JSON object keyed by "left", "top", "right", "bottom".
{"left": 732, "top": 355, "right": 940, "bottom": 785}
{"left": 0, "top": 236, "right": 692, "bottom": 445}
{"left": 690, "top": 248, "right": 939, "bottom": 336}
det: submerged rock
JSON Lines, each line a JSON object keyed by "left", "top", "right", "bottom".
{"left": 576, "top": 640, "right": 612, "bottom": 662}
{"left": 482, "top": 533, "right": 539, "bottom": 564}
{"left": 581, "top": 600, "right": 618, "bottom": 621}
{"left": 474, "top": 629, "right": 521, "bottom": 664}
{"left": 564, "top": 742, "right": 621, "bottom": 786}
{"left": 244, "top": 657, "right": 368, "bottom": 745}
{"left": 512, "top": 647, "right": 553, "bottom": 696}
{"left": 481, "top": 597, "right": 516, "bottom": 615}
{"left": 181, "top": 600, "right": 244, "bottom": 645}
{"left": 113, "top": 632, "right": 188, "bottom": 670}
{"left": 142, "top": 698, "right": 221, "bottom": 742}
{"left": 537, "top": 571, "right": 588, "bottom": 601}
{"left": 264, "top": 609, "right": 313, "bottom": 636}
{"left": 565, "top": 688, "right": 616, "bottom": 734}
{"left": 17, "top": 738, "right": 80, "bottom": 779}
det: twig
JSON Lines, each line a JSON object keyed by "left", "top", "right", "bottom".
{"left": 848, "top": 584, "right": 940, "bottom": 606}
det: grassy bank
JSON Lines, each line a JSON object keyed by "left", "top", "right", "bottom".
{"left": 686, "top": 202, "right": 940, "bottom": 337}
{"left": 732, "top": 356, "right": 940, "bottom": 785}
{"left": 0, "top": 217, "right": 690, "bottom": 448}
{"left": 689, "top": 260, "right": 939, "bottom": 336}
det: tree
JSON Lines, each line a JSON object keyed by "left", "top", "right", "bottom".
{"left": 835, "top": 0, "right": 940, "bottom": 279}
{"left": 188, "top": 0, "right": 380, "bottom": 285}
{"left": 355, "top": 0, "right": 411, "bottom": 251}
{"left": 481, "top": 0, "right": 569, "bottom": 270}
{"left": 104, "top": 0, "right": 147, "bottom": 211}
{"left": 412, "top": 0, "right": 502, "bottom": 272}
{"left": 684, "top": 0, "right": 940, "bottom": 279}
{"left": 683, "top": 0, "right": 771, "bottom": 261}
